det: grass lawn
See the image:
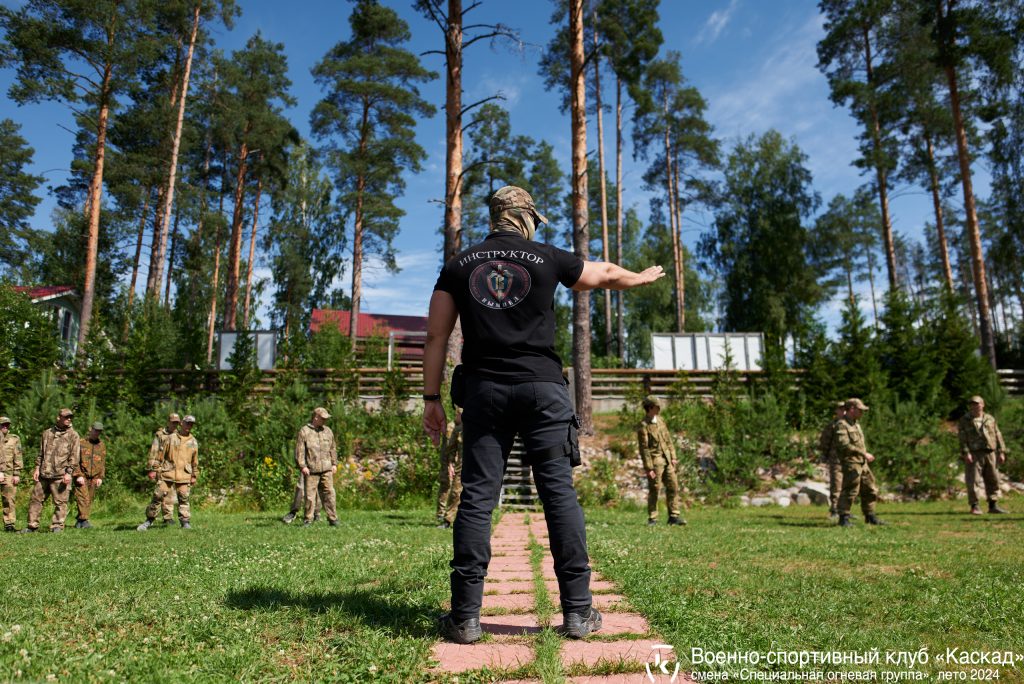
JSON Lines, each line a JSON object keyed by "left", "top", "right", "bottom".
{"left": 0, "top": 501, "right": 1021, "bottom": 682}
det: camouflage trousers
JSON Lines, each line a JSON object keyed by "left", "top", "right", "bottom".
{"left": 1, "top": 481, "right": 16, "bottom": 526}
{"left": 288, "top": 478, "right": 322, "bottom": 517}
{"left": 647, "top": 456, "right": 681, "bottom": 520}
{"left": 965, "top": 452, "right": 1001, "bottom": 507}
{"left": 74, "top": 478, "right": 99, "bottom": 521}
{"left": 436, "top": 455, "right": 463, "bottom": 525}
{"left": 828, "top": 459, "right": 844, "bottom": 511}
{"left": 27, "top": 477, "right": 71, "bottom": 531}
{"left": 146, "top": 480, "right": 191, "bottom": 522}
{"left": 304, "top": 472, "right": 337, "bottom": 523}
{"left": 838, "top": 460, "right": 878, "bottom": 517}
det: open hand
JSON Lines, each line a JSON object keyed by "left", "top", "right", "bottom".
{"left": 301, "top": 467, "right": 310, "bottom": 476}
{"left": 865, "top": 453, "right": 875, "bottom": 463}
{"left": 33, "top": 468, "right": 39, "bottom": 482}
{"left": 638, "top": 265, "right": 666, "bottom": 285}
{"left": 423, "top": 401, "right": 447, "bottom": 447}
{"left": 148, "top": 471, "right": 157, "bottom": 480}
{"left": 12, "top": 476, "right": 19, "bottom": 486}
{"left": 76, "top": 476, "right": 85, "bottom": 486}
{"left": 62, "top": 473, "right": 72, "bottom": 485}
{"left": 95, "top": 478, "right": 102, "bottom": 487}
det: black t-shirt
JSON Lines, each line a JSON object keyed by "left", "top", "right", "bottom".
{"left": 433, "top": 232, "right": 585, "bottom": 383}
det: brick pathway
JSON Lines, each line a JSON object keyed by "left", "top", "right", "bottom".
{"left": 430, "top": 512, "right": 693, "bottom": 682}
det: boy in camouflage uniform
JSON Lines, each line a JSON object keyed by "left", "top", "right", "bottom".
{"left": 22, "top": 408, "right": 80, "bottom": 533}
{"left": 0, "top": 417, "right": 24, "bottom": 532}
{"left": 637, "top": 396, "right": 685, "bottom": 526}
{"left": 295, "top": 407, "right": 339, "bottom": 527}
{"left": 436, "top": 409, "right": 464, "bottom": 529}
{"left": 138, "top": 415, "right": 199, "bottom": 530}
{"left": 73, "top": 422, "right": 107, "bottom": 529}
{"left": 957, "top": 396, "right": 1008, "bottom": 515}
{"left": 835, "top": 398, "right": 885, "bottom": 527}
{"left": 147, "top": 413, "right": 180, "bottom": 524}
{"left": 817, "top": 401, "right": 846, "bottom": 518}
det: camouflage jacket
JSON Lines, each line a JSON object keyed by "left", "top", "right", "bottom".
{"left": 817, "top": 419, "right": 841, "bottom": 463}
{"left": 37, "top": 425, "right": 81, "bottom": 479}
{"left": 835, "top": 417, "right": 868, "bottom": 465}
{"left": 637, "top": 417, "right": 676, "bottom": 471}
{"left": 957, "top": 413, "right": 1006, "bottom": 457}
{"left": 76, "top": 437, "right": 106, "bottom": 480}
{"left": 441, "top": 425, "right": 463, "bottom": 468}
{"left": 0, "top": 432, "right": 23, "bottom": 476}
{"left": 295, "top": 424, "right": 337, "bottom": 474}
{"left": 148, "top": 427, "right": 177, "bottom": 472}
{"left": 157, "top": 432, "right": 198, "bottom": 484}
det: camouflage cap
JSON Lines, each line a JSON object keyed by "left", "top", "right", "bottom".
{"left": 91, "top": 421, "right": 104, "bottom": 431}
{"left": 845, "top": 398, "right": 869, "bottom": 411}
{"left": 968, "top": 395, "right": 985, "bottom": 404}
{"left": 313, "top": 407, "right": 331, "bottom": 420}
{"left": 168, "top": 413, "right": 181, "bottom": 423}
{"left": 182, "top": 415, "right": 196, "bottom": 424}
{"left": 0, "top": 416, "right": 10, "bottom": 425}
{"left": 58, "top": 408, "right": 74, "bottom": 418}
{"left": 835, "top": 401, "right": 847, "bottom": 409}
{"left": 642, "top": 395, "right": 661, "bottom": 409}
{"left": 489, "top": 186, "right": 549, "bottom": 225}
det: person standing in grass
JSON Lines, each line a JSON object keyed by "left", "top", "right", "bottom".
{"left": 435, "top": 408, "right": 464, "bottom": 529}
{"left": 958, "top": 395, "right": 1008, "bottom": 515}
{"left": 73, "top": 422, "right": 106, "bottom": 529}
{"left": 147, "top": 413, "right": 181, "bottom": 525}
{"left": 295, "top": 407, "right": 339, "bottom": 528}
{"left": 423, "top": 185, "right": 666, "bottom": 644}
{"left": 818, "top": 401, "right": 846, "bottom": 519}
{"left": 637, "top": 396, "right": 686, "bottom": 527}
{"left": 21, "top": 408, "right": 80, "bottom": 533}
{"left": 835, "top": 398, "right": 885, "bottom": 527}
{"left": 0, "top": 416, "right": 24, "bottom": 532}
{"left": 138, "top": 415, "right": 198, "bottom": 530}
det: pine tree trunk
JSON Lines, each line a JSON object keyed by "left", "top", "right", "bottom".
{"left": 592, "top": 22, "right": 612, "bottom": 358}
{"left": 862, "top": 26, "right": 898, "bottom": 292}
{"left": 224, "top": 130, "right": 252, "bottom": 331}
{"left": 944, "top": 61, "right": 997, "bottom": 367}
{"left": 865, "top": 246, "right": 879, "bottom": 327}
{"left": 164, "top": 207, "right": 180, "bottom": 307}
{"left": 78, "top": 65, "right": 113, "bottom": 353}
{"left": 242, "top": 178, "right": 263, "bottom": 329}
{"left": 444, "top": 0, "right": 463, "bottom": 262}
{"left": 569, "top": 0, "right": 593, "bottom": 434}
{"left": 350, "top": 182, "right": 365, "bottom": 352}
{"left": 152, "top": 3, "right": 201, "bottom": 303}
{"left": 925, "top": 133, "right": 955, "bottom": 292}
{"left": 206, "top": 171, "right": 229, "bottom": 365}
{"left": 663, "top": 110, "right": 682, "bottom": 332}
{"left": 127, "top": 186, "right": 152, "bottom": 313}
{"left": 671, "top": 144, "right": 685, "bottom": 332}
{"left": 615, "top": 76, "right": 625, "bottom": 364}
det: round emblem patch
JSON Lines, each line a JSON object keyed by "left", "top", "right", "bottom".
{"left": 469, "top": 260, "right": 532, "bottom": 309}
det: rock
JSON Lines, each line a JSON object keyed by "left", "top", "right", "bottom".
{"left": 750, "top": 496, "right": 773, "bottom": 507}
{"left": 775, "top": 496, "right": 791, "bottom": 507}
{"left": 999, "top": 483, "right": 1011, "bottom": 493}
{"left": 738, "top": 495, "right": 750, "bottom": 507}
{"left": 795, "top": 493, "right": 811, "bottom": 506}
{"left": 767, "top": 488, "right": 791, "bottom": 500}
{"left": 796, "top": 481, "right": 830, "bottom": 505}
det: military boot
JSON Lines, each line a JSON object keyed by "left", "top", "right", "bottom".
{"left": 79, "top": 520, "right": 92, "bottom": 529}
{"left": 667, "top": 516, "right": 687, "bottom": 526}
{"left": 646, "top": 519, "right": 657, "bottom": 526}
{"left": 988, "top": 501, "right": 1007, "bottom": 514}
{"left": 136, "top": 518, "right": 154, "bottom": 531}
{"left": 838, "top": 514, "right": 853, "bottom": 527}
{"left": 281, "top": 512, "right": 296, "bottom": 524}
{"left": 865, "top": 514, "right": 886, "bottom": 525}
{"left": 437, "top": 520, "right": 451, "bottom": 529}
{"left": 438, "top": 613, "right": 482, "bottom": 644}
{"left": 4, "top": 524, "right": 15, "bottom": 533}
{"left": 970, "top": 505, "right": 982, "bottom": 515}
{"left": 180, "top": 519, "right": 192, "bottom": 529}
{"left": 16, "top": 526, "right": 38, "bottom": 534}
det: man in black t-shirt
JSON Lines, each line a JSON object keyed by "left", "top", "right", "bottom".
{"left": 423, "top": 185, "right": 665, "bottom": 644}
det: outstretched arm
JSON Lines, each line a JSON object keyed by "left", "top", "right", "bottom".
{"left": 571, "top": 262, "right": 666, "bottom": 292}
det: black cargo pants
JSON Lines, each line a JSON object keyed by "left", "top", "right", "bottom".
{"left": 450, "top": 376, "right": 592, "bottom": 620}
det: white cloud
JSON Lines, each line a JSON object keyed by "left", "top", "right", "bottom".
{"left": 695, "top": 0, "right": 740, "bottom": 46}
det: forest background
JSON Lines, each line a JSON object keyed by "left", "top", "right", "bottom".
{"left": 1, "top": 0, "right": 1024, "bottom": 509}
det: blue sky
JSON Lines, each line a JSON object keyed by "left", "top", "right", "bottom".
{"left": 1, "top": 0, "right": 982, "bottom": 327}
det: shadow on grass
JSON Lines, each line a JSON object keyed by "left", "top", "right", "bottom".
{"left": 224, "top": 585, "right": 437, "bottom": 638}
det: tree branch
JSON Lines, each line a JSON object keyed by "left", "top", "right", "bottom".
{"left": 460, "top": 92, "right": 505, "bottom": 117}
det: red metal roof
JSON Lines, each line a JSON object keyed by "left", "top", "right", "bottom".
{"left": 310, "top": 309, "right": 428, "bottom": 337}
{"left": 13, "top": 285, "right": 76, "bottom": 301}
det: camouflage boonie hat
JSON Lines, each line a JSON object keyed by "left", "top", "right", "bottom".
{"left": 642, "top": 395, "right": 661, "bottom": 410}
{"left": 313, "top": 407, "right": 331, "bottom": 419}
{"left": 968, "top": 395, "right": 985, "bottom": 404}
{"left": 182, "top": 415, "right": 196, "bottom": 424}
{"left": 0, "top": 416, "right": 9, "bottom": 425}
{"left": 489, "top": 186, "right": 549, "bottom": 225}
{"left": 58, "top": 408, "right": 74, "bottom": 418}
{"left": 91, "top": 421, "right": 104, "bottom": 431}
{"left": 168, "top": 413, "right": 181, "bottom": 423}
{"left": 845, "top": 398, "right": 869, "bottom": 411}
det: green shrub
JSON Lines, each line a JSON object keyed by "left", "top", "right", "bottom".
{"left": 864, "top": 401, "right": 960, "bottom": 498}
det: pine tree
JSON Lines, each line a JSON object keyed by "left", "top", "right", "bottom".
{"left": 0, "top": 119, "right": 44, "bottom": 278}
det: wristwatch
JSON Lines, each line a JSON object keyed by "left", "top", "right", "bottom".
{"left": 422, "top": 394, "right": 442, "bottom": 402}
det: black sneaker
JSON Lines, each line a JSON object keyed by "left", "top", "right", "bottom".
{"left": 865, "top": 514, "right": 886, "bottom": 526}
{"left": 667, "top": 517, "right": 687, "bottom": 526}
{"left": 4, "top": 524, "right": 15, "bottom": 533}
{"left": 438, "top": 613, "right": 482, "bottom": 644}
{"left": 988, "top": 503, "right": 1007, "bottom": 514}
{"left": 646, "top": 519, "right": 657, "bottom": 526}
{"left": 136, "top": 519, "right": 153, "bottom": 531}
{"left": 303, "top": 520, "right": 312, "bottom": 527}
{"left": 560, "top": 608, "right": 602, "bottom": 639}
{"left": 180, "top": 520, "right": 192, "bottom": 529}
{"left": 328, "top": 519, "right": 339, "bottom": 527}
{"left": 50, "top": 527, "right": 63, "bottom": 533}
{"left": 281, "top": 512, "right": 296, "bottom": 524}
{"left": 838, "top": 515, "right": 853, "bottom": 527}
{"left": 437, "top": 521, "right": 451, "bottom": 529}
{"left": 74, "top": 520, "right": 83, "bottom": 529}
{"left": 17, "top": 527, "right": 38, "bottom": 534}
{"left": 79, "top": 520, "right": 92, "bottom": 529}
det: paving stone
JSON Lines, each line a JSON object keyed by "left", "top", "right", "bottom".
{"left": 570, "top": 674, "right": 694, "bottom": 683}
{"left": 482, "top": 592, "right": 536, "bottom": 612}
{"left": 432, "top": 642, "right": 535, "bottom": 673}
{"left": 591, "top": 594, "right": 629, "bottom": 611}
{"left": 554, "top": 611, "right": 650, "bottom": 635}
{"left": 486, "top": 581, "right": 536, "bottom": 595}
{"left": 560, "top": 639, "right": 662, "bottom": 669}
{"left": 479, "top": 613, "right": 542, "bottom": 637}
{"left": 489, "top": 570, "right": 536, "bottom": 582}
{"left": 489, "top": 562, "right": 534, "bottom": 574}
